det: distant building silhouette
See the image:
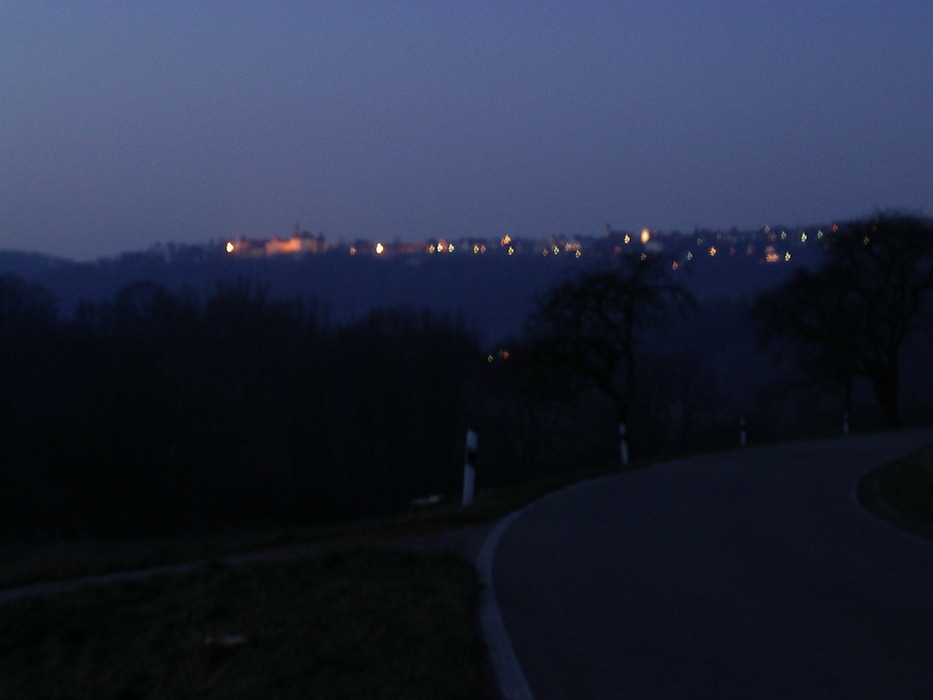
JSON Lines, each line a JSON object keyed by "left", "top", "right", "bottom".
{"left": 226, "top": 224, "right": 329, "bottom": 257}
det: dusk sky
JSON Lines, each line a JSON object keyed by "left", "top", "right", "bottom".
{"left": 2, "top": 2, "right": 931, "bottom": 260}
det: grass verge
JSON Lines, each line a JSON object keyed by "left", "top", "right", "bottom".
{"left": 0, "top": 459, "right": 630, "bottom": 591}
{"left": 861, "top": 443, "right": 933, "bottom": 539}
{"left": 0, "top": 548, "right": 495, "bottom": 699}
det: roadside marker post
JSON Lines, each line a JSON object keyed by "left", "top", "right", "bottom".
{"left": 619, "top": 423, "right": 629, "bottom": 466}
{"left": 462, "top": 429, "right": 478, "bottom": 508}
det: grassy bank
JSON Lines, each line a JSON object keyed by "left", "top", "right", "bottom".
{"left": 0, "top": 459, "right": 629, "bottom": 591}
{"left": 868, "top": 443, "right": 933, "bottom": 533}
{"left": 0, "top": 549, "right": 494, "bottom": 699}
{"left": 4, "top": 441, "right": 930, "bottom": 698}
{"left": 0, "top": 460, "right": 629, "bottom": 697}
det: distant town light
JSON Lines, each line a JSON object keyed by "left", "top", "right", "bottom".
{"left": 218, "top": 225, "right": 830, "bottom": 267}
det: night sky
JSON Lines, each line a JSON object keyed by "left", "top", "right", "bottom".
{"left": 3, "top": 2, "right": 931, "bottom": 260}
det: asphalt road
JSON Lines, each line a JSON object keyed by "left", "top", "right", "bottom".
{"left": 484, "top": 429, "right": 933, "bottom": 699}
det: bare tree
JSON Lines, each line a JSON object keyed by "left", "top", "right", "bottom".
{"left": 752, "top": 266, "right": 860, "bottom": 421}
{"left": 525, "top": 252, "right": 695, "bottom": 458}
{"left": 752, "top": 212, "right": 933, "bottom": 428}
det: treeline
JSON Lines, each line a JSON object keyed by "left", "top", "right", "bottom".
{"left": 0, "top": 271, "right": 732, "bottom": 543}
{"left": 2, "top": 212, "right": 931, "bottom": 543}
{"left": 0, "top": 278, "right": 481, "bottom": 540}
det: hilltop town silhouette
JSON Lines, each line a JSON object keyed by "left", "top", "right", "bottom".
{"left": 221, "top": 221, "right": 829, "bottom": 268}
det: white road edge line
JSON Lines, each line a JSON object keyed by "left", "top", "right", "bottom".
{"left": 477, "top": 506, "right": 536, "bottom": 700}
{"left": 475, "top": 472, "right": 627, "bottom": 700}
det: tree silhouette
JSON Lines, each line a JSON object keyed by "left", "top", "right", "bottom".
{"left": 525, "top": 252, "right": 694, "bottom": 456}
{"left": 752, "top": 266, "right": 860, "bottom": 421}
{"left": 0, "top": 275, "right": 63, "bottom": 538}
{"left": 752, "top": 212, "right": 933, "bottom": 428}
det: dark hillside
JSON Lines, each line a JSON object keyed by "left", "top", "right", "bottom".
{"left": 6, "top": 246, "right": 815, "bottom": 342}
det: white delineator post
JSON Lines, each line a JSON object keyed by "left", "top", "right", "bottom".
{"left": 462, "top": 429, "right": 478, "bottom": 508}
{"left": 619, "top": 423, "right": 629, "bottom": 467}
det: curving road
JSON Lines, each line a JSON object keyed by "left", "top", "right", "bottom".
{"left": 481, "top": 429, "right": 933, "bottom": 699}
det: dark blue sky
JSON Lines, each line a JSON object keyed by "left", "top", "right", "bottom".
{"left": 3, "top": 2, "right": 931, "bottom": 260}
